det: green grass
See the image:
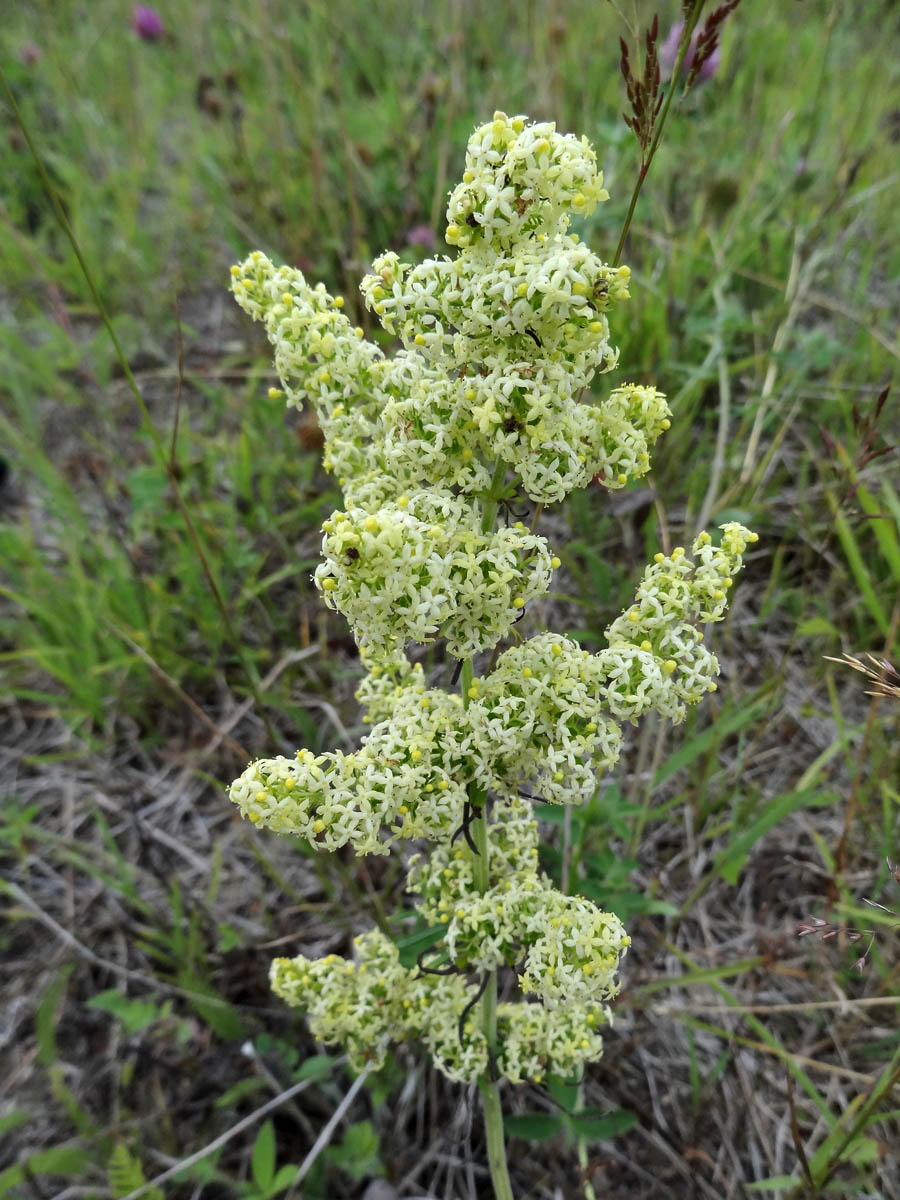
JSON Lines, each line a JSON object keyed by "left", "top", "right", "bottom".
{"left": 1, "top": 1, "right": 899, "bottom": 1197}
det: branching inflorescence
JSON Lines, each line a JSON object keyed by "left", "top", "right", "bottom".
{"left": 227, "top": 110, "right": 756, "bottom": 1138}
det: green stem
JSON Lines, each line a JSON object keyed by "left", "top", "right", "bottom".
{"left": 478, "top": 1076, "right": 514, "bottom": 1200}
{"left": 459, "top": 658, "right": 513, "bottom": 1200}
{"left": 612, "top": 0, "right": 706, "bottom": 267}
{"left": 481, "top": 459, "right": 509, "bottom": 534}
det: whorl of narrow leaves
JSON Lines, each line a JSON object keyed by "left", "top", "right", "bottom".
{"left": 619, "top": 15, "right": 662, "bottom": 157}
{"left": 686, "top": 0, "right": 742, "bottom": 89}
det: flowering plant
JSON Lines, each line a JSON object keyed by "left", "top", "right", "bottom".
{"left": 227, "top": 112, "right": 756, "bottom": 1197}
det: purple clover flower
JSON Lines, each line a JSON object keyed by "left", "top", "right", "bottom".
{"left": 406, "top": 224, "right": 437, "bottom": 251}
{"left": 131, "top": 5, "right": 165, "bottom": 41}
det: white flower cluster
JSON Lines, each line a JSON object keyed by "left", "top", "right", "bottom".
{"left": 271, "top": 926, "right": 612, "bottom": 1086}
{"left": 598, "top": 523, "right": 759, "bottom": 723}
{"left": 408, "top": 796, "right": 629, "bottom": 1010}
{"left": 315, "top": 492, "right": 553, "bottom": 658}
{"left": 230, "top": 524, "right": 756, "bottom": 858}
{"left": 359, "top": 111, "right": 671, "bottom": 504}
{"left": 229, "top": 113, "right": 759, "bottom": 1089}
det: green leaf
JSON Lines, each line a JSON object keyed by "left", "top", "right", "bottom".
{"left": 296, "top": 1054, "right": 335, "bottom": 1082}
{"left": 251, "top": 1121, "right": 276, "bottom": 1193}
{"left": 504, "top": 1112, "right": 565, "bottom": 1141}
{"left": 272, "top": 1163, "right": 300, "bottom": 1192}
{"left": 832, "top": 504, "right": 890, "bottom": 635}
{"left": 0, "top": 1110, "right": 30, "bottom": 1136}
{"left": 88, "top": 989, "right": 167, "bottom": 1036}
{"left": 796, "top": 617, "right": 840, "bottom": 637}
{"left": 716, "top": 789, "right": 838, "bottom": 885}
{"left": 392, "top": 922, "right": 448, "bottom": 969}
{"left": 36, "top": 965, "right": 74, "bottom": 1067}
{"left": 571, "top": 1108, "right": 638, "bottom": 1142}
{"left": 215, "top": 1077, "right": 267, "bottom": 1109}
{"left": 325, "top": 1120, "right": 381, "bottom": 1182}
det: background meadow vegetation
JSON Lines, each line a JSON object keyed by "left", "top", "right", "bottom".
{"left": 1, "top": 1, "right": 898, "bottom": 1196}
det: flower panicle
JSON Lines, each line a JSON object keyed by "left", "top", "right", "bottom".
{"left": 226, "top": 114, "right": 758, "bottom": 1088}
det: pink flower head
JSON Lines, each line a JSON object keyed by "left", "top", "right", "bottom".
{"left": 131, "top": 5, "right": 165, "bottom": 41}
{"left": 660, "top": 21, "right": 721, "bottom": 85}
{"left": 406, "top": 224, "right": 437, "bottom": 251}
{"left": 20, "top": 42, "right": 42, "bottom": 66}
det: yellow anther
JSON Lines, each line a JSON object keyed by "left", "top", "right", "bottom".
{"left": 414, "top": 333, "right": 426, "bottom": 345}
{"left": 551, "top": 556, "right": 561, "bottom": 569}
{"left": 640, "top": 640, "right": 652, "bottom": 652}
{"left": 283, "top": 778, "right": 295, "bottom": 789}
{"left": 672, "top": 546, "right": 685, "bottom": 559}
{"left": 589, "top": 320, "right": 604, "bottom": 333}
{"left": 516, "top": 283, "right": 528, "bottom": 298}
{"left": 664, "top": 660, "right": 677, "bottom": 674}
{"left": 462, "top": 170, "right": 474, "bottom": 183}
{"left": 627, "top": 611, "right": 639, "bottom": 623}
{"left": 364, "top": 517, "right": 379, "bottom": 532}
{"left": 654, "top": 552, "right": 664, "bottom": 563}
{"left": 313, "top": 819, "right": 325, "bottom": 833}
{"left": 281, "top": 293, "right": 293, "bottom": 305}
{"left": 522, "top": 667, "right": 532, "bottom": 678}
{"left": 661, "top": 418, "right": 671, "bottom": 430}
{"left": 334, "top": 295, "right": 344, "bottom": 308}
{"left": 586, "top": 721, "right": 597, "bottom": 732}
{"left": 572, "top": 281, "right": 588, "bottom": 296}
{"left": 551, "top": 644, "right": 562, "bottom": 656}
{"left": 461, "top": 448, "right": 473, "bottom": 461}
{"left": 230, "top": 265, "right": 241, "bottom": 277}
{"left": 321, "top": 578, "right": 337, "bottom": 591}
{"left": 617, "top": 473, "right": 628, "bottom": 485}
{"left": 397, "top": 495, "right": 409, "bottom": 508}
{"left": 464, "top": 388, "right": 476, "bottom": 401}
{"left": 572, "top": 191, "right": 586, "bottom": 207}
{"left": 513, "top": 596, "right": 525, "bottom": 608}
{"left": 410, "top": 748, "right": 422, "bottom": 761}
{"left": 439, "top": 780, "right": 449, "bottom": 790}
{"left": 268, "top": 386, "right": 282, "bottom": 399}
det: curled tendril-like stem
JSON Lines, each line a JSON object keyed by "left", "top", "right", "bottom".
{"left": 416, "top": 945, "right": 461, "bottom": 977}
{"left": 457, "top": 969, "right": 490, "bottom": 1048}
{"left": 451, "top": 797, "right": 481, "bottom": 855}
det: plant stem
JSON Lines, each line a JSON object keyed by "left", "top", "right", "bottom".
{"left": 612, "top": 1, "right": 706, "bottom": 267}
{"left": 481, "top": 459, "right": 509, "bottom": 534}
{"left": 460, "top": 654, "right": 514, "bottom": 1200}
{"left": 478, "top": 1075, "right": 514, "bottom": 1200}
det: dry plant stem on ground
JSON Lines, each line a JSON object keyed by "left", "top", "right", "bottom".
{"left": 224, "top": 111, "right": 756, "bottom": 1197}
